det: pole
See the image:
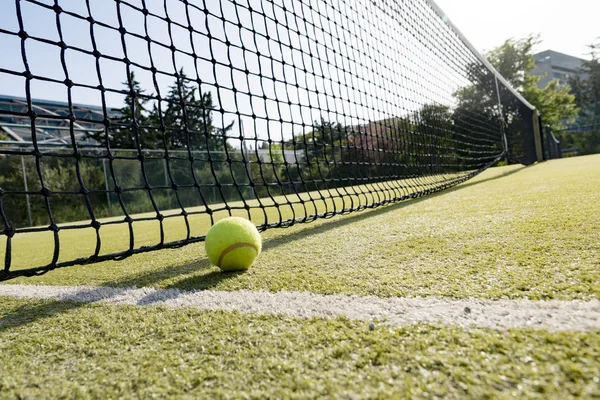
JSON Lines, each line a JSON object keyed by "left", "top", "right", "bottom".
{"left": 20, "top": 156, "right": 33, "bottom": 226}
{"left": 102, "top": 158, "right": 112, "bottom": 216}
{"left": 163, "top": 157, "right": 172, "bottom": 209}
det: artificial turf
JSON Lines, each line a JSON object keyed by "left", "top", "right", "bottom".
{"left": 3, "top": 155, "right": 599, "bottom": 300}
{"left": 1, "top": 155, "right": 599, "bottom": 399}
{"left": 0, "top": 297, "right": 598, "bottom": 399}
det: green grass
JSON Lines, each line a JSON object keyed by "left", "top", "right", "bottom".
{"left": 0, "top": 297, "right": 598, "bottom": 399}
{"left": 1, "top": 156, "right": 599, "bottom": 399}
{"left": 4, "top": 155, "right": 599, "bottom": 300}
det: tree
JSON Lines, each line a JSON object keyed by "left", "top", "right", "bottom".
{"left": 521, "top": 79, "right": 578, "bottom": 127}
{"left": 486, "top": 36, "right": 537, "bottom": 90}
{"left": 485, "top": 36, "right": 578, "bottom": 128}
{"left": 559, "top": 38, "right": 600, "bottom": 156}
{"left": 157, "top": 69, "right": 234, "bottom": 152}
{"left": 302, "top": 118, "right": 346, "bottom": 161}
{"left": 570, "top": 38, "right": 600, "bottom": 123}
{"left": 416, "top": 104, "right": 464, "bottom": 172}
{"left": 298, "top": 119, "right": 350, "bottom": 185}
{"left": 88, "top": 71, "right": 159, "bottom": 149}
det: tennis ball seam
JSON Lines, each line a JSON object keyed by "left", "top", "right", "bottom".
{"left": 217, "top": 242, "right": 259, "bottom": 268}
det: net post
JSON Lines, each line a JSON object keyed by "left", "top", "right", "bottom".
{"left": 532, "top": 109, "right": 544, "bottom": 162}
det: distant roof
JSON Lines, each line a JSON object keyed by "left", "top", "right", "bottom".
{"left": 0, "top": 94, "right": 120, "bottom": 145}
{"left": 0, "top": 94, "right": 120, "bottom": 113}
{"left": 533, "top": 50, "right": 586, "bottom": 63}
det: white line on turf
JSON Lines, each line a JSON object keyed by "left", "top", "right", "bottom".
{"left": 1, "top": 284, "right": 598, "bottom": 331}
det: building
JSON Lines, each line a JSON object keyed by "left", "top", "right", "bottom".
{"left": 531, "top": 50, "right": 586, "bottom": 89}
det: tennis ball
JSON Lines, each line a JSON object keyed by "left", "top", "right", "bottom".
{"left": 205, "top": 217, "right": 262, "bottom": 272}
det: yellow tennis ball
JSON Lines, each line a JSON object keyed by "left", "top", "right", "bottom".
{"left": 205, "top": 217, "right": 262, "bottom": 271}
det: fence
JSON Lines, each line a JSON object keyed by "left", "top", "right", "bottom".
{"left": 0, "top": 144, "right": 304, "bottom": 228}
{"left": 543, "top": 123, "right": 600, "bottom": 159}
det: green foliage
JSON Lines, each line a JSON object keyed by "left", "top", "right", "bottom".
{"left": 157, "top": 69, "right": 233, "bottom": 151}
{"left": 0, "top": 155, "right": 108, "bottom": 227}
{"left": 244, "top": 142, "right": 288, "bottom": 199}
{"left": 486, "top": 36, "right": 537, "bottom": 90}
{"left": 420, "top": 103, "right": 482, "bottom": 171}
{"left": 88, "top": 72, "right": 160, "bottom": 149}
{"left": 286, "top": 113, "right": 474, "bottom": 187}
{"left": 486, "top": 36, "right": 578, "bottom": 129}
{"left": 560, "top": 38, "right": 600, "bottom": 156}
{"left": 451, "top": 36, "right": 579, "bottom": 164}
{"left": 87, "top": 70, "right": 235, "bottom": 152}
{"left": 557, "top": 127, "right": 600, "bottom": 156}
{"left": 521, "top": 79, "right": 578, "bottom": 128}
{"left": 285, "top": 119, "right": 350, "bottom": 189}
{"left": 452, "top": 46, "right": 533, "bottom": 164}
{"left": 570, "top": 38, "right": 600, "bottom": 123}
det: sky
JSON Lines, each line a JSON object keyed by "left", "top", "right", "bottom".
{"left": 434, "top": 0, "right": 599, "bottom": 59}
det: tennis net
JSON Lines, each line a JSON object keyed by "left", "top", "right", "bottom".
{"left": 0, "top": 0, "right": 540, "bottom": 280}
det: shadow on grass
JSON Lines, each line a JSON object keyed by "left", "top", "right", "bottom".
{"left": 38, "top": 164, "right": 537, "bottom": 292}
{"left": 0, "top": 300, "right": 83, "bottom": 333}
{"left": 99, "top": 196, "right": 430, "bottom": 291}
{"left": 0, "top": 286, "right": 140, "bottom": 332}
{"left": 107, "top": 166, "right": 531, "bottom": 290}
{"left": 0, "top": 164, "right": 531, "bottom": 331}
{"left": 456, "top": 165, "right": 529, "bottom": 191}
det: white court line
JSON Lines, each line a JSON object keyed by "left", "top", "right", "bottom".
{"left": 1, "top": 284, "right": 599, "bottom": 332}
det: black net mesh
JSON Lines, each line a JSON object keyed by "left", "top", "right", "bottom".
{"left": 498, "top": 84, "right": 537, "bottom": 166}
{"left": 0, "top": 0, "right": 537, "bottom": 280}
